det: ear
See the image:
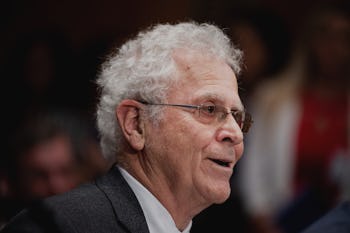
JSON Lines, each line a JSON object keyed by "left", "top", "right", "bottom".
{"left": 116, "top": 99, "right": 145, "bottom": 151}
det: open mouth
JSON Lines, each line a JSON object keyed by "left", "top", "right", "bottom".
{"left": 209, "top": 158, "right": 230, "bottom": 167}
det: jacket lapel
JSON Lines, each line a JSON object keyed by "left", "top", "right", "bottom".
{"left": 95, "top": 166, "right": 150, "bottom": 233}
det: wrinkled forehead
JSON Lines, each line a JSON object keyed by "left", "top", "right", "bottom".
{"left": 171, "top": 48, "right": 238, "bottom": 86}
{"left": 169, "top": 48, "right": 242, "bottom": 107}
{"left": 172, "top": 48, "right": 227, "bottom": 70}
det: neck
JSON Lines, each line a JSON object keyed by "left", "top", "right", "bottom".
{"left": 120, "top": 152, "right": 205, "bottom": 231}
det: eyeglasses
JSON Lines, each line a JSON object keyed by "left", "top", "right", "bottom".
{"left": 140, "top": 101, "right": 253, "bottom": 133}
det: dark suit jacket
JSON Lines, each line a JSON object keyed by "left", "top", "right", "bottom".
{"left": 1, "top": 167, "right": 150, "bottom": 233}
{"left": 301, "top": 201, "right": 350, "bottom": 233}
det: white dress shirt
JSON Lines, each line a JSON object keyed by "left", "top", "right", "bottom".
{"left": 118, "top": 166, "right": 192, "bottom": 233}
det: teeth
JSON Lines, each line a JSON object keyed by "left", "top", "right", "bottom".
{"left": 210, "top": 159, "right": 229, "bottom": 167}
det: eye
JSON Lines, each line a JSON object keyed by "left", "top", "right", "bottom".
{"left": 232, "top": 111, "right": 244, "bottom": 126}
{"left": 200, "top": 104, "right": 217, "bottom": 116}
{"left": 232, "top": 111, "right": 240, "bottom": 120}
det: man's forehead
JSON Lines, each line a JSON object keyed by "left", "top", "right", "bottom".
{"left": 166, "top": 63, "right": 242, "bottom": 108}
{"left": 172, "top": 48, "right": 221, "bottom": 70}
{"left": 172, "top": 49, "right": 234, "bottom": 79}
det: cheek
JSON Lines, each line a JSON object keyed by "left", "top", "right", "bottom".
{"left": 188, "top": 128, "right": 213, "bottom": 167}
{"left": 169, "top": 126, "right": 204, "bottom": 168}
{"left": 146, "top": 120, "right": 196, "bottom": 170}
{"left": 147, "top": 111, "right": 216, "bottom": 186}
{"left": 161, "top": 121, "right": 209, "bottom": 177}
{"left": 235, "top": 142, "right": 244, "bottom": 161}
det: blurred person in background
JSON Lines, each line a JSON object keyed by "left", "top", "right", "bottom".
{"left": 1, "top": 107, "right": 108, "bottom": 226}
{"left": 1, "top": 28, "right": 101, "bottom": 123}
{"left": 3, "top": 30, "right": 75, "bottom": 110}
{"left": 226, "top": 7, "right": 292, "bottom": 102}
{"left": 238, "top": 3, "right": 349, "bottom": 233}
{"left": 0, "top": 27, "right": 111, "bottom": 230}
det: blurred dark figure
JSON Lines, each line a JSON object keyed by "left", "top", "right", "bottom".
{"left": 0, "top": 29, "right": 111, "bottom": 229}
{"left": 3, "top": 29, "right": 75, "bottom": 111}
{"left": 238, "top": 3, "right": 349, "bottom": 233}
{"left": 225, "top": 8, "right": 292, "bottom": 101}
{"left": 0, "top": 107, "right": 109, "bottom": 228}
{"left": 1, "top": 28, "right": 103, "bottom": 124}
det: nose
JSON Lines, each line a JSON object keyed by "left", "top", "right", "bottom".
{"left": 216, "top": 113, "right": 244, "bottom": 145}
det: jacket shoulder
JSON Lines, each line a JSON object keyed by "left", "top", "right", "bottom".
{"left": 1, "top": 182, "right": 121, "bottom": 233}
{"left": 302, "top": 201, "right": 350, "bottom": 233}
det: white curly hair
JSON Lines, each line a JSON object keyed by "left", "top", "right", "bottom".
{"left": 96, "top": 21, "right": 243, "bottom": 162}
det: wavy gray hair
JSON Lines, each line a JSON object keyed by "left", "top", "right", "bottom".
{"left": 96, "top": 21, "right": 243, "bottom": 162}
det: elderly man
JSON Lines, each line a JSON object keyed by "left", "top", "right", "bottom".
{"left": 1, "top": 21, "right": 252, "bottom": 233}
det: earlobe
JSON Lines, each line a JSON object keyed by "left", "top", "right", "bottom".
{"left": 116, "top": 100, "right": 145, "bottom": 151}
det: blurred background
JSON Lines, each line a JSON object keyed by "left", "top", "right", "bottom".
{"left": 1, "top": 0, "right": 349, "bottom": 232}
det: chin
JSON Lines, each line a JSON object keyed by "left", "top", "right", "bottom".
{"left": 207, "top": 183, "right": 231, "bottom": 204}
{"left": 214, "top": 191, "right": 231, "bottom": 204}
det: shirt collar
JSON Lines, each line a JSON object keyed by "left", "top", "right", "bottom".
{"left": 118, "top": 166, "right": 192, "bottom": 233}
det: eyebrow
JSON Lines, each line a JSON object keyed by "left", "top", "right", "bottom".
{"left": 196, "top": 93, "right": 245, "bottom": 111}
